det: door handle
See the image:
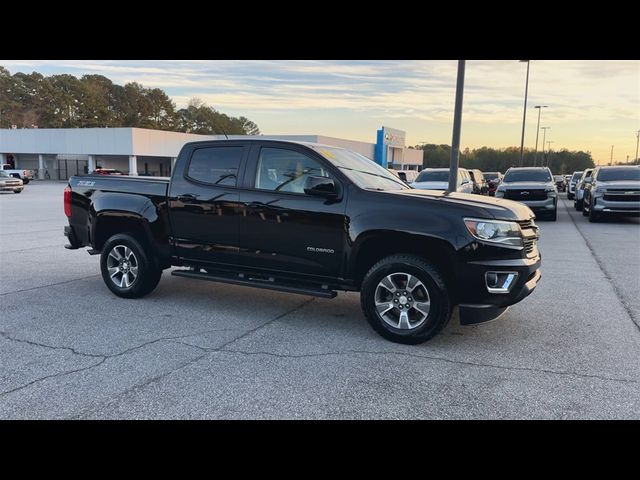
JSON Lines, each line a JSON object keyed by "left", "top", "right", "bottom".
{"left": 177, "top": 194, "right": 198, "bottom": 202}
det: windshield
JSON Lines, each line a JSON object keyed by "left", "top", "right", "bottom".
{"left": 312, "top": 146, "right": 409, "bottom": 191}
{"left": 554, "top": 176, "right": 564, "bottom": 182}
{"left": 571, "top": 172, "right": 583, "bottom": 182}
{"left": 504, "top": 169, "right": 552, "bottom": 183}
{"left": 598, "top": 168, "right": 640, "bottom": 182}
{"left": 415, "top": 170, "right": 449, "bottom": 183}
{"left": 483, "top": 172, "right": 499, "bottom": 180}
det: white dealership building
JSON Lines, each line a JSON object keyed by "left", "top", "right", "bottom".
{"left": 0, "top": 127, "right": 423, "bottom": 180}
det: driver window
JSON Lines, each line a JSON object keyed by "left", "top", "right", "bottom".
{"left": 255, "top": 147, "right": 331, "bottom": 194}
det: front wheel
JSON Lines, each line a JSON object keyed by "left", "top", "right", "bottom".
{"left": 100, "top": 233, "right": 162, "bottom": 298}
{"left": 22, "top": 178, "right": 30, "bottom": 185}
{"left": 588, "top": 202, "right": 600, "bottom": 222}
{"left": 360, "top": 254, "right": 452, "bottom": 344}
{"left": 14, "top": 189, "right": 22, "bottom": 194}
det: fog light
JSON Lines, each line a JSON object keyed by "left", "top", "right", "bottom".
{"left": 485, "top": 271, "right": 519, "bottom": 294}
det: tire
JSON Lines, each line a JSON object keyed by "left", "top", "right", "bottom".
{"left": 548, "top": 209, "right": 557, "bottom": 221}
{"left": 360, "top": 254, "right": 452, "bottom": 345}
{"left": 22, "top": 178, "right": 29, "bottom": 185}
{"left": 100, "top": 233, "right": 162, "bottom": 299}
{"left": 13, "top": 189, "right": 22, "bottom": 194}
{"left": 575, "top": 199, "right": 583, "bottom": 211}
{"left": 567, "top": 193, "right": 574, "bottom": 200}
{"left": 588, "top": 202, "right": 600, "bottom": 222}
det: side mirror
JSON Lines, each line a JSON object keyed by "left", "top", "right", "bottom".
{"left": 461, "top": 179, "right": 470, "bottom": 185}
{"left": 304, "top": 176, "right": 338, "bottom": 198}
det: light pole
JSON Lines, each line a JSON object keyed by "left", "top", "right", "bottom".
{"left": 519, "top": 60, "right": 531, "bottom": 166}
{"left": 540, "top": 127, "right": 550, "bottom": 166}
{"left": 533, "top": 105, "right": 548, "bottom": 166}
{"left": 449, "top": 60, "right": 466, "bottom": 193}
{"left": 635, "top": 130, "right": 639, "bottom": 165}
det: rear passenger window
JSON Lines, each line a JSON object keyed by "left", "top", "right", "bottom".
{"left": 187, "top": 147, "right": 243, "bottom": 186}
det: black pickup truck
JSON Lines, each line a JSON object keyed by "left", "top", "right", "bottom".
{"left": 64, "top": 139, "right": 541, "bottom": 344}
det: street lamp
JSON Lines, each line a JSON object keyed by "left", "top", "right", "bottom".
{"left": 540, "top": 127, "right": 551, "bottom": 166}
{"left": 519, "top": 60, "right": 531, "bottom": 166}
{"left": 533, "top": 105, "right": 548, "bottom": 166}
{"left": 635, "top": 130, "right": 639, "bottom": 165}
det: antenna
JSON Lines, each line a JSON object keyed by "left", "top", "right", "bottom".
{"left": 219, "top": 128, "right": 229, "bottom": 140}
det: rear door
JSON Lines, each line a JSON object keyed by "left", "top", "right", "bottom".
{"left": 168, "top": 142, "right": 249, "bottom": 267}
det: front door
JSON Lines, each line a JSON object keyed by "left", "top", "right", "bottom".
{"left": 238, "top": 144, "right": 347, "bottom": 280}
{"left": 168, "top": 143, "right": 248, "bottom": 267}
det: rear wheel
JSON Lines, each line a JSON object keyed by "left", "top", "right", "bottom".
{"left": 100, "top": 233, "right": 162, "bottom": 298}
{"left": 22, "top": 178, "right": 29, "bottom": 184}
{"left": 360, "top": 254, "right": 452, "bottom": 344}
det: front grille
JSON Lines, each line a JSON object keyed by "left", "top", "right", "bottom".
{"left": 517, "top": 219, "right": 536, "bottom": 230}
{"left": 504, "top": 189, "right": 547, "bottom": 201}
{"left": 523, "top": 237, "right": 536, "bottom": 255}
{"left": 603, "top": 190, "right": 640, "bottom": 202}
{"left": 517, "top": 219, "right": 538, "bottom": 257}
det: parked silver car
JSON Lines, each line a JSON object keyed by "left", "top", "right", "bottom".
{"left": 0, "top": 170, "right": 24, "bottom": 193}
{"left": 574, "top": 168, "right": 594, "bottom": 211}
{"left": 567, "top": 170, "right": 583, "bottom": 200}
{"left": 495, "top": 167, "right": 557, "bottom": 221}
{"left": 582, "top": 165, "right": 640, "bottom": 222}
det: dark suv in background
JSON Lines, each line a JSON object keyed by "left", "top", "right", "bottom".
{"left": 582, "top": 165, "right": 640, "bottom": 222}
{"left": 495, "top": 167, "right": 558, "bottom": 221}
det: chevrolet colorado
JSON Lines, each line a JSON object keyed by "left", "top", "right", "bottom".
{"left": 64, "top": 139, "right": 541, "bottom": 344}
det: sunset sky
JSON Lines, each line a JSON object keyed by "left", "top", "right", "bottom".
{"left": 2, "top": 60, "right": 639, "bottom": 164}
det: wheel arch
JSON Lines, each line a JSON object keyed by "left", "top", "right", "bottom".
{"left": 349, "top": 230, "right": 458, "bottom": 291}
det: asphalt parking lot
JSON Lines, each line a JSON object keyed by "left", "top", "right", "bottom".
{"left": 1, "top": 182, "right": 639, "bottom": 419}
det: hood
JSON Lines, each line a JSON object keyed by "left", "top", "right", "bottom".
{"left": 500, "top": 181, "right": 553, "bottom": 188}
{"left": 386, "top": 189, "right": 535, "bottom": 221}
{"left": 598, "top": 180, "right": 640, "bottom": 189}
{"left": 411, "top": 181, "right": 448, "bottom": 190}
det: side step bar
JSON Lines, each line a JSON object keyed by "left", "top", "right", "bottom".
{"left": 171, "top": 269, "right": 337, "bottom": 298}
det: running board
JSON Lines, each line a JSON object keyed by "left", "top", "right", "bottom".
{"left": 171, "top": 269, "right": 337, "bottom": 298}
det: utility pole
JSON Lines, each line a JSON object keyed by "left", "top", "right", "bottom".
{"left": 449, "top": 60, "right": 466, "bottom": 193}
{"left": 635, "top": 130, "right": 639, "bottom": 165}
{"left": 533, "top": 105, "right": 548, "bottom": 166}
{"left": 546, "top": 140, "right": 554, "bottom": 168}
{"left": 610, "top": 145, "right": 614, "bottom": 166}
{"left": 540, "top": 127, "right": 550, "bottom": 166}
{"left": 519, "top": 60, "right": 531, "bottom": 166}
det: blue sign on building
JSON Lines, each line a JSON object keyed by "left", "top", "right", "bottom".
{"left": 375, "top": 126, "right": 406, "bottom": 168}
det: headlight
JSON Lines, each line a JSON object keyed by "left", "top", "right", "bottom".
{"left": 464, "top": 218, "right": 523, "bottom": 249}
{"left": 545, "top": 187, "right": 557, "bottom": 196}
{"left": 594, "top": 186, "right": 607, "bottom": 195}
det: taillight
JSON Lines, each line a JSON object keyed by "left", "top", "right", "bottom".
{"left": 64, "top": 185, "right": 72, "bottom": 217}
{"left": 23, "top": 170, "right": 28, "bottom": 176}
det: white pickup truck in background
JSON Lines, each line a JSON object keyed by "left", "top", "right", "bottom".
{"left": 0, "top": 164, "right": 34, "bottom": 184}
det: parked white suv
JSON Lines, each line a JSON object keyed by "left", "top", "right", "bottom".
{"left": 411, "top": 167, "right": 474, "bottom": 193}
